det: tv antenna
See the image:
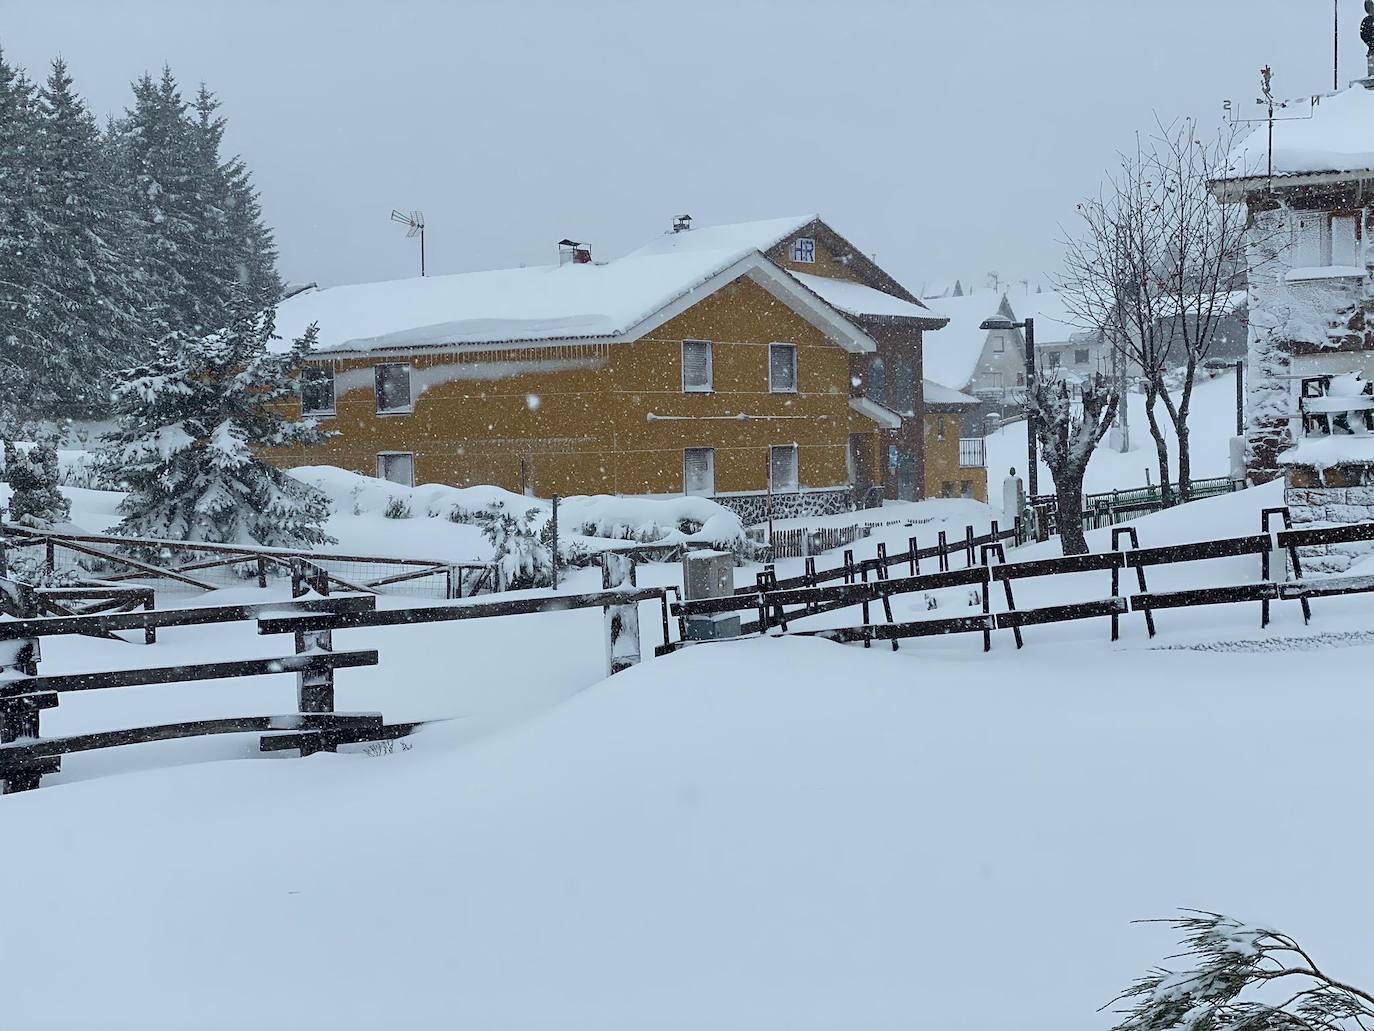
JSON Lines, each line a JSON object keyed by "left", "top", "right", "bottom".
{"left": 1221, "top": 67, "right": 1321, "bottom": 187}
{"left": 390, "top": 209, "right": 426, "bottom": 276}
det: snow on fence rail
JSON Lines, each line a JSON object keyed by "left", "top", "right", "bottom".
{"left": 1030, "top": 476, "right": 1240, "bottom": 535}
{"left": 0, "top": 523, "right": 500, "bottom": 600}
{"left": 662, "top": 509, "right": 1374, "bottom": 655}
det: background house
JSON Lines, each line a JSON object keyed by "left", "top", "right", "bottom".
{"left": 270, "top": 215, "right": 968, "bottom": 518}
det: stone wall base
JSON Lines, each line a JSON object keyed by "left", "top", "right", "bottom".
{"left": 1285, "top": 483, "right": 1374, "bottom": 574}
{"left": 714, "top": 488, "right": 855, "bottom": 526}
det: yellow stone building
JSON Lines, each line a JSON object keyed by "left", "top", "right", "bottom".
{"left": 269, "top": 216, "right": 987, "bottom": 521}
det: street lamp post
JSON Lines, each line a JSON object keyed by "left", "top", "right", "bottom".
{"left": 981, "top": 316, "right": 1037, "bottom": 496}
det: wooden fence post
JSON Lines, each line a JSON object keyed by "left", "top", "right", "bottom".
{"left": 256, "top": 556, "right": 268, "bottom": 589}
{"left": 601, "top": 553, "right": 641, "bottom": 675}
{"left": 294, "top": 625, "right": 336, "bottom": 715}
{"left": 937, "top": 531, "right": 950, "bottom": 573}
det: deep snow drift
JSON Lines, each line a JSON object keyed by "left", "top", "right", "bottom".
{"left": 1, "top": 481, "right": 1370, "bottom": 1029}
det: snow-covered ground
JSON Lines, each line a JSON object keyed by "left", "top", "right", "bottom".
{"left": 986, "top": 371, "right": 1241, "bottom": 495}
{"left": 2, "top": 480, "right": 1370, "bottom": 1029}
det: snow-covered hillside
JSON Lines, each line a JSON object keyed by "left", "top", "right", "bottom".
{"left": 986, "top": 371, "right": 1241, "bottom": 495}
{"left": 2, "top": 483, "right": 1370, "bottom": 1029}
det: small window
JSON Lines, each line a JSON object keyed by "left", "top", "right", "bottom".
{"left": 301, "top": 366, "right": 335, "bottom": 415}
{"left": 683, "top": 447, "right": 715, "bottom": 496}
{"left": 769, "top": 343, "right": 797, "bottom": 393}
{"left": 986, "top": 371, "right": 1003, "bottom": 390}
{"left": 791, "top": 237, "right": 816, "bottom": 263}
{"left": 770, "top": 444, "right": 798, "bottom": 492}
{"left": 892, "top": 357, "right": 914, "bottom": 412}
{"left": 1044, "top": 352, "right": 1062, "bottom": 370}
{"left": 960, "top": 480, "right": 973, "bottom": 499}
{"left": 377, "top": 452, "right": 414, "bottom": 487}
{"left": 992, "top": 334, "right": 1005, "bottom": 353}
{"left": 1016, "top": 372, "right": 1026, "bottom": 386}
{"left": 1074, "top": 348, "right": 1091, "bottom": 365}
{"left": 682, "top": 340, "right": 713, "bottom": 392}
{"left": 866, "top": 357, "right": 887, "bottom": 403}
{"left": 940, "top": 481, "right": 955, "bottom": 498}
{"left": 937, "top": 416, "right": 946, "bottom": 442}
{"left": 375, "top": 363, "right": 412, "bottom": 414}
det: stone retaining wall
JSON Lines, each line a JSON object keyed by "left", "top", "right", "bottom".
{"left": 1286, "top": 482, "right": 1374, "bottom": 573}
{"left": 712, "top": 488, "right": 855, "bottom": 526}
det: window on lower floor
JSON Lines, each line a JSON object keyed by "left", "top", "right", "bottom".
{"left": 1044, "top": 352, "right": 1062, "bottom": 370}
{"left": 375, "top": 363, "right": 413, "bottom": 414}
{"left": 770, "top": 444, "right": 799, "bottom": 493}
{"left": 683, "top": 447, "right": 715, "bottom": 496}
{"left": 960, "top": 479, "right": 973, "bottom": 499}
{"left": 1074, "top": 348, "right": 1091, "bottom": 365}
{"left": 940, "top": 481, "right": 955, "bottom": 498}
{"left": 377, "top": 452, "right": 415, "bottom": 487}
{"left": 301, "top": 366, "right": 335, "bottom": 415}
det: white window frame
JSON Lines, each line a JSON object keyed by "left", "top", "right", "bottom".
{"left": 681, "top": 340, "right": 714, "bottom": 393}
{"left": 374, "top": 362, "right": 414, "bottom": 415}
{"left": 791, "top": 237, "right": 816, "bottom": 263}
{"left": 377, "top": 451, "right": 415, "bottom": 487}
{"left": 683, "top": 447, "right": 715, "bottom": 496}
{"left": 768, "top": 342, "right": 798, "bottom": 394}
{"left": 769, "top": 444, "right": 799, "bottom": 493}
{"left": 301, "top": 365, "right": 336, "bottom": 416}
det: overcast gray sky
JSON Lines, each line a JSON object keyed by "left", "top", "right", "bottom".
{"left": 8, "top": 0, "right": 1370, "bottom": 294}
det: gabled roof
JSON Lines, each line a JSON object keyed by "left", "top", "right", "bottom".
{"left": 922, "top": 380, "right": 981, "bottom": 407}
{"left": 921, "top": 290, "right": 1011, "bottom": 390}
{"left": 1221, "top": 85, "right": 1374, "bottom": 185}
{"left": 274, "top": 219, "right": 879, "bottom": 356}
{"left": 791, "top": 271, "right": 940, "bottom": 321}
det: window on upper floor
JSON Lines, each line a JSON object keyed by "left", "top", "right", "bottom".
{"left": 1074, "top": 348, "right": 1091, "bottom": 365}
{"left": 892, "top": 357, "right": 914, "bottom": 413}
{"left": 790, "top": 237, "right": 816, "bottom": 263}
{"left": 992, "top": 334, "right": 1005, "bottom": 353}
{"left": 866, "top": 357, "right": 886, "bottom": 404}
{"left": 769, "top": 343, "right": 797, "bottom": 393}
{"left": 301, "top": 366, "right": 335, "bottom": 415}
{"left": 937, "top": 415, "right": 947, "bottom": 441}
{"left": 770, "top": 444, "right": 798, "bottom": 492}
{"left": 682, "top": 340, "right": 713, "bottom": 392}
{"left": 375, "top": 363, "right": 412, "bottom": 414}
{"left": 1291, "top": 211, "right": 1362, "bottom": 269}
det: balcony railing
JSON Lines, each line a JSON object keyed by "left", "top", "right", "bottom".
{"left": 959, "top": 438, "right": 986, "bottom": 468}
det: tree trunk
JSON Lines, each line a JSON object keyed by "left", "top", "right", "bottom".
{"left": 1143, "top": 384, "right": 1174, "bottom": 507}
{"left": 1057, "top": 476, "right": 1089, "bottom": 556}
{"left": 1176, "top": 423, "right": 1192, "bottom": 503}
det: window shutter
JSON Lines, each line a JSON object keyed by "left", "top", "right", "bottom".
{"left": 682, "top": 341, "right": 712, "bottom": 391}
{"left": 1331, "top": 215, "right": 1358, "bottom": 267}
{"left": 683, "top": 448, "right": 715, "bottom": 495}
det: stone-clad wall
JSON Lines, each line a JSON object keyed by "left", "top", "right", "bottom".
{"left": 1286, "top": 483, "right": 1374, "bottom": 572}
{"left": 712, "top": 488, "right": 854, "bottom": 526}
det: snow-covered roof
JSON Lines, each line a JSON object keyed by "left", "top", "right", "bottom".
{"left": 1006, "top": 289, "right": 1094, "bottom": 346}
{"left": 1278, "top": 433, "right": 1374, "bottom": 468}
{"left": 848, "top": 395, "right": 902, "bottom": 430}
{"left": 273, "top": 215, "right": 905, "bottom": 356}
{"left": 922, "top": 380, "right": 980, "bottom": 407}
{"left": 791, "top": 271, "right": 942, "bottom": 321}
{"left": 1225, "top": 85, "right": 1374, "bottom": 182}
{"left": 921, "top": 290, "right": 1008, "bottom": 390}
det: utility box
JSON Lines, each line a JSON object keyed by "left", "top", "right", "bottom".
{"left": 682, "top": 549, "right": 739, "bottom": 642}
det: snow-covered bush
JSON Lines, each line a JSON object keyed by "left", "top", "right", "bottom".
{"left": 2, "top": 439, "right": 71, "bottom": 526}
{"left": 103, "top": 310, "right": 335, "bottom": 549}
{"left": 383, "top": 496, "right": 412, "bottom": 519}
{"left": 475, "top": 503, "right": 553, "bottom": 589}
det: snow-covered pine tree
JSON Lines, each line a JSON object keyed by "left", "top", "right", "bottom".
{"left": 30, "top": 59, "right": 141, "bottom": 417}
{"left": 191, "top": 86, "right": 282, "bottom": 314}
{"left": 1028, "top": 371, "right": 1119, "bottom": 555}
{"left": 105, "top": 308, "right": 335, "bottom": 549}
{"left": 1107, "top": 911, "right": 1372, "bottom": 1031}
{"left": 108, "top": 68, "right": 203, "bottom": 346}
{"left": 3, "top": 439, "right": 71, "bottom": 527}
{"left": 0, "top": 52, "right": 49, "bottom": 423}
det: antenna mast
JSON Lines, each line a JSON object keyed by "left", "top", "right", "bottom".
{"left": 390, "top": 209, "right": 426, "bottom": 276}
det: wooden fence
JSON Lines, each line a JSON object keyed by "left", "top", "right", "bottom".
{"left": 1, "top": 523, "right": 500, "bottom": 600}
{"left": 1030, "top": 475, "right": 1240, "bottom": 535}
{"left": 662, "top": 509, "right": 1374, "bottom": 656}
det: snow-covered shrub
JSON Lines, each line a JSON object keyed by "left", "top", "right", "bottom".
{"left": 103, "top": 309, "right": 335, "bottom": 549}
{"left": 2, "top": 552, "right": 83, "bottom": 587}
{"left": 475, "top": 503, "right": 552, "bottom": 589}
{"left": 383, "top": 496, "right": 412, "bottom": 519}
{"left": 2, "top": 440, "right": 71, "bottom": 526}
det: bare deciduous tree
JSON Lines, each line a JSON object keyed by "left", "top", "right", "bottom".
{"left": 1060, "top": 119, "right": 1256, "bottom": 506}
{"left": 1107, "top": 910, "right": 1373, "bottom": 1031}
{"left": 1028, "top": 372, "right": 1119, "bottom": 555}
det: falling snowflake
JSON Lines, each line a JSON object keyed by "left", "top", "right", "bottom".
{"left": 526, "top": 394, "right": 541, "bottom": 410}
